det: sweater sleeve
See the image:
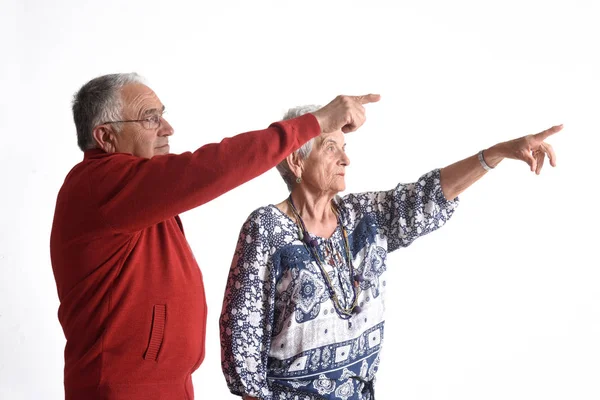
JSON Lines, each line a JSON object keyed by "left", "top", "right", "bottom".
{"left": 219, "top": 209, "right": 276, "bottom": 400}
{"left": 342, "top": 169, "right": 460, "bottom": 253}
{"left": 88, "top": 114, "right": 320, "bottom": 233}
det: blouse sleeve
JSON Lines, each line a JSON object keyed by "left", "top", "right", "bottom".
{"left": 219, "top": 209, "right": 276, "bottom": 400}
{"left": 342, "top": 169, "right": 460, "bottom": 253}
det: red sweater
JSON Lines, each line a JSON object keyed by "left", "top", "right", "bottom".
{"left": 50, "top": 114, "right": 320, "bottom": 399}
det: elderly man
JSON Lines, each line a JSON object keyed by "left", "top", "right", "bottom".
{"left": 50, "top": 72, "right": 379, "bottom": 400}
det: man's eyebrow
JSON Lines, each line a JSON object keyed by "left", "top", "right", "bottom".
{"left": 141, "top": 105, "right": 166, "bottom": 117}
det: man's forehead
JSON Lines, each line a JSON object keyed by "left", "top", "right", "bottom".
{"left": 121, "top": 83, "right": 163, "bottom": 114}
{"left": 121, "top": 83, "right": 154, "bottom": 98}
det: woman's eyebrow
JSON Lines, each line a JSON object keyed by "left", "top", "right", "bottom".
{"left": 321, "top": 137, "right": 339, "bottom": 146}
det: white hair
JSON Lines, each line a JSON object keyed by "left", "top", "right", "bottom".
{"left": 275, "top": 104, "right": 321, "bottom": 191}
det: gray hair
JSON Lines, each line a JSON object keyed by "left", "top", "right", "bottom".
{"left": 276, "top": 104, "right": 321, "bottom": 191}
{"left": 72, "top": 72, "right": 146, "bottom": 151}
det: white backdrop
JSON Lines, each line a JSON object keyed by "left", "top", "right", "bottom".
{"left": 1, "top": 1, "right": 599, "bottom": 399}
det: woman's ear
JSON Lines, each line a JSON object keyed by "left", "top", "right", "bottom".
{"left": 286, "top": 151, "right": 304, "bottom": 179}
{"left": 92, "top": 125, "right": 117, "bottom": 153}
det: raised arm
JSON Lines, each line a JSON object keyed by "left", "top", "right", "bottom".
{"left": 440, "top": 124, "right": 562, "bottom": 200}
{"left": 92, "top": 115, "right": 318, "bottom": 233}
{"left": 91, "top": 94, "right": 380, "bottom": 233}
{"left": 342, "top": 169, "right": 459, "bottom": 252}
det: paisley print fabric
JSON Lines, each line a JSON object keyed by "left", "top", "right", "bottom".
{"left": 220, "top": 169, "right": 459, "bottom": 399}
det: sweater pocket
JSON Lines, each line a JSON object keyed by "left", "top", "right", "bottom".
{"left": 144, "top": 304, "right": 166, "bottom": 362}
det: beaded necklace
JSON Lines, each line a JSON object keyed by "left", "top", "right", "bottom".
{"left": 287, "top": 195, "right": 363, "bottom": 319}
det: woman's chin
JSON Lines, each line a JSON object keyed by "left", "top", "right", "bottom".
{"left": 332, "top": 183, "right": 346, "bottom": 193}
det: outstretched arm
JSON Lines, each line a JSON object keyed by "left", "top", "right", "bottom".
{"left": 92, "top": 94, "right": 380, "bottom": 233}
{"left": 440, "top": 124, "right": 562, "bottom": 200}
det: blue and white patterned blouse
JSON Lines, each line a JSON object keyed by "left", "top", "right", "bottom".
{"left": 220, "top": 169, "right": 459, "bottom": 400}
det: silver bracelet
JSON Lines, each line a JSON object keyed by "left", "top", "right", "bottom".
{"left": 478, "top": 150, "right": 493, "bottom": 171}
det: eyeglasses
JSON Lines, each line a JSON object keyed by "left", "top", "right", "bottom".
{"left": 101, "top": 114, "right": 163, "bottom": 130}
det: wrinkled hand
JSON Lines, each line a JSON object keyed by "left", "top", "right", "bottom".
{"left": 500, "top": 124, "right": 562, "bottom": 174}
{"left": 311, "top": 94, "right": 381, "bottom": 134}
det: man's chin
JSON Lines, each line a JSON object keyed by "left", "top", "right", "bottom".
{"left": 154, "top": 144, "right": 170, "bottom": 155}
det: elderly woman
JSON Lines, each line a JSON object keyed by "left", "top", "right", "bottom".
{"left": 219, "top": 105, "right": 561, "bottom": 400}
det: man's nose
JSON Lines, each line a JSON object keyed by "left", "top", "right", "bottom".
{"left": 158, "top": 116, "right": 174, "bottom": 136}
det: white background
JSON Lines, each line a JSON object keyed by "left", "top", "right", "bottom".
{"left": 1, "top": 0, "right": 599, "bottom": 399}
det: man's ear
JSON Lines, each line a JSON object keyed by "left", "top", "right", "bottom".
{"left": 286, "top": 151, "right": 304, "bottom": 179}
{"left": 92, "top": 125, "right": 117, "bottom": 153}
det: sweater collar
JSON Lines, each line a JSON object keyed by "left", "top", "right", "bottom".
{"left": 83, "top": 148, "right": 108, "bottom": 159}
